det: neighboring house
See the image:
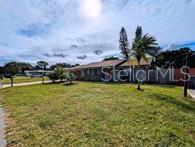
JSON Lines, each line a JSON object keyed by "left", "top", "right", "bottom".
{"left": 69, "top": 59, "right": 152, "bottom": 82}
{"left": 24, "top": 70, "right": 53, "bottom": 77}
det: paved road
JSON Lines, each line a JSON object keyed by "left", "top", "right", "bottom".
{"left": 188, "top": 89, "right": 195, "bottom": 99}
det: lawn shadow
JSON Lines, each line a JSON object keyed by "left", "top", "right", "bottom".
{"left": 136, "top": 89, "right": 144, "bottom": 92}
{"left": 43, "top": 81, "right": 65, "bottom": 85}
{"left": 75, "top": 81, "right": 181, "bottom": 88}
{"left": 151, "top": 93, "right": 195, "bottom": 112}
{"left": 77, "top": 81, "right": 133, "bottom": 86}
{"left": 157, "top": 85, "right": 176, "bottom": 88}
{"left": 146, "top": 84, "right": 178, "bottom": 88}
{"left": 64, "top": 82, "right": 78, "bottom": 86}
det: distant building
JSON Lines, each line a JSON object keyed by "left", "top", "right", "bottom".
{"left": 24, "top": 70, "right": 53, "bottom": 77}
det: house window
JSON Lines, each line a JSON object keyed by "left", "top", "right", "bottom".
{"left": 94, "top": 69, "right": 98, "bottom": 76}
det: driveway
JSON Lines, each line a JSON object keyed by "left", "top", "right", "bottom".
{"left": 188, "top": 89, "right": 195, "bottom": 100}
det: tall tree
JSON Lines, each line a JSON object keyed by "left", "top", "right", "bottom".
{"left": 37, "top": 61, "right": 48, "bottom": 83}
{"left": 4, "top": 61, "right": 21, "bottom": 75}
{"left": 37, "top": 61, "right": 48, "bottom": 70}
{"left": 20, "top": 62, "right": 33, "bottom": 72}
{"left": 3, "top": 61, "right": 33, "bottom": 75}
{"left": 132, "top": 26, "right": 160, "bottom": 90}
{"left": 49, "top": 63, "right": 72, "bottom": 70}
{"left": 155, "top": 48, "right": 195, "bottom": 68}
{"left": 119, "top": 27, "right": 129, "bottom": 59}
{"left": 103, "top": 56, "right": 119, "bottom": 61}
{"left": 0, "top": 66, "right": 4, "bottom": 75}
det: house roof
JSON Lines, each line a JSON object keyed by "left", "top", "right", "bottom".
{"left": 69, "top": 58, "right": 152, "bottom": 70}
{"left": 70, "top": 59, "right": 127, "bottom": 70}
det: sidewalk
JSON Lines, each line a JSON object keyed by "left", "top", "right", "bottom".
{"left": 188, "top": 89, "right": 195, "bottom": 100}
{"left": 1, "top": 81, "right": 52, "bottom": 89}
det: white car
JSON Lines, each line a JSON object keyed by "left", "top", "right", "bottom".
{"left": 30, "top": 73, "right": 42, "bottom": 78}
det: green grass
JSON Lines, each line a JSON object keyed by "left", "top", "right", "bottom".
{"left": 0, "top": 82, "right": 195, "bottom": 146}
{"left": 1, "top": 76, "right": 49, "bottom": 84}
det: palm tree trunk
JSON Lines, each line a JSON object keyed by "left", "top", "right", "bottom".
{"left": 42, "top": 76, "right": 44, "bottom": 84}
{"left": 137, "top": 60, "right": 141, "bottom": 90}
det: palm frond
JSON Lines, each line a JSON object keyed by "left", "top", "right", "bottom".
{"left": 131, "top": 26, "right": 160, "bottom": 62}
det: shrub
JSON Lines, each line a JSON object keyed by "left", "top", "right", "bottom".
{"left": 55, "top": 66, "right": 66, "bottom": 81}
{"left": 48, "top": 66, "right": 76, "bottom": 84}
{"left": 65, "top": 72, "right": 76, "bottom": 84}
{"left": 48, "top": 72, "right": 58, "bottom": 82}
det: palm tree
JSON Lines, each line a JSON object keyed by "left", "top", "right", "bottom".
{"left": 131, "top": 26, "right": 160, "bottom": 90}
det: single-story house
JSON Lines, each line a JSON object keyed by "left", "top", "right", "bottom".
{"left": 68, "top": 59, "right": 152, "bottom": 82}
{"left": 68, "top": 59, "right": 195, "bottom": 89}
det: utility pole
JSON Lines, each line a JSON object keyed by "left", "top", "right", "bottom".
{"left": 184, "top": 68, "right": 189, "bottom": 97}
{"left": 183, "top": 51, "right": 195, "bottom": 97}
{"left": 184, "top": 53, "right": 188, "bottom": 97}
{"left": 184, "top": 52, "right": 191, "bottom": 97}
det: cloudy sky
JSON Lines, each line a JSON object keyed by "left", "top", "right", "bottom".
{"left": 0, "top": 0, "right": 195, "bottom": 65}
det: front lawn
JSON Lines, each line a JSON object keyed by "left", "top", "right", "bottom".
{"left": 1, "top": 76, "right": 49, "bottom": 84}
{"left": 0, "top": 82, "right": 195, "bottom": 146}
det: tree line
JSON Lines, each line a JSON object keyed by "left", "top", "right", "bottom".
{"left": 0, "top": 61, "right": 79, "bottom": 76}
{"left": 0, "top": 61, "right": 78, "bottom": 85}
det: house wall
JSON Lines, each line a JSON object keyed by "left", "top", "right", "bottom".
{"left": 112, "top": 67, "right": 131, "bottom": 82}
{"left": 173, "top": 68, "right": 195, "bottom": 85}
{"left": 129, "top": 66, "right": 190, "bottom": 85}
{"left": 133, "top": 68, "right": 178, "bottom": 84}
{"left": 189, "top": 76, "right": 195, "bottom": 89}
{"left": 71, "top": 67, "right": 195, "bottom": 89}
{"left": 132, "top": 68, "right": 195, "bottom": 89}
{"left": 72, "top": 68, "right": 103, "bottom": 81}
